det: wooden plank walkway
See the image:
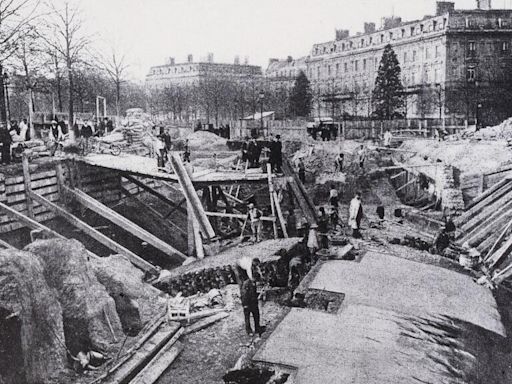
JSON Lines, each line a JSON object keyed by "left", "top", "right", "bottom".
{"left": 78, "top": 153, "right": 269, "bottom": 185}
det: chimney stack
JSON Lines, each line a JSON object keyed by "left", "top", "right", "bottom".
{"left": 207, "top": 52, "right": 214, "bottom": 63}
{"left": 167, "top": 57, "right": 175, "bottom": 66}
{"left": 287, "top": 56, "right": 293, "bottom": 63}
{"left": 364, "top": 22, "right": 376, "bottom": 34}
{"left": 335, "top": 29, "right": 350, "bottom": 40}
{"left": 244, "top": 56, "right": 249, "bottom": 65}
{"left": 436, "top": 1, "right": 455, "bottom": 15}
{"left": 476, "top": 0, "right": 492, "bottom": 10}
{"left": 187, "top": 54, "right": 193, "bottom": 63}
{"left": 234, "top": 55, "right": 240, "bottom": 65}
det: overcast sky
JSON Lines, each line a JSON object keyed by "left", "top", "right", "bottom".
{"left": 69, "top": 0, "right": 512, "bottom": 80}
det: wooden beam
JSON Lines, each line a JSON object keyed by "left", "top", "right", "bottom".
{"left": 266, "top": 164, "right": 278, "bottom": 239}
{"left": 169, "top": 153, "right": 216, "bottom": 239}
{"left": 130, "top": 336, "right": 184, "bottom": 384}
{"left": 63, "top": 186, "right": 187, "bottom": 262}
{"left": 395, "top": 177, "right": 417, "bottom": 193}
{"left": 30, "top": 191, "right": 158, "bottom": 274}
{"left": 163, "top": 198, "right": 187, "bottom": 219}
{"left": 0, "top": 238, "right": 15, "bottom": 249}
{"left": 205, "top": 211, "right": 276, "bottom": 222}
{"left": 456, "top": 182, "right": 512, "bottom": 225}
{"left": 0, "top": 201, "right": 64, "bottom": 239}
{"left": 22, "top": 153, "right": 34, "bottom": 218}
{"left": 492, "top": 262, "right": 512, "bottom": 285}
{"left": 121, "top": 187, "right": 187, "bottom": 237}
{"left": 390, "top": 170, "right": 406, "bottom": 180}
{"left": 466, "top": 178, "right": 511, "bottom": 210}
{"left": 122, "top": 174, "right": 186, "bottom": 214}
{"left": 485, "top": 216, "right": 512, "bottom": 266}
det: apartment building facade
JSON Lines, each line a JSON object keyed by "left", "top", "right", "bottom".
{"left": 308, "top": 0, "right": 512, "bottom": 125}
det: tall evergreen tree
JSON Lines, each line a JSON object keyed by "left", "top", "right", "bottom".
{"left": 372, "top": 44, "right": 404, "bottom": 120}
{"left": 289, "top": 71, "right": 313, "bottom": 118}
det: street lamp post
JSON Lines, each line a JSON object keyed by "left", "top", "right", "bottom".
{"left": 259, "top": 90, "right": 265, "bottom": 136}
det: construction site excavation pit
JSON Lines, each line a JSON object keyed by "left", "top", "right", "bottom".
{"left": 6, "top": 115, "right": 512, "bottom": 384}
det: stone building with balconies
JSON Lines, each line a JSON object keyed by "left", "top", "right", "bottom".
{"left": 308, "top": 0, "right": 512, "bottom": 125}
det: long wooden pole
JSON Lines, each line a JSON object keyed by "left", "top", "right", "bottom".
{"left": 64, "top": 186, "right": 187, "bottom": 261}
{"left": 169, "top": 153, "right": 216, "bottom": 239}
{"left": 22, "top": 153, "right": 34, "bottom": 218}
{"left": 266, "top": 163, "right": 278, "bottom": 239}
{"left": 30, "top": 191, "right": 158, "bottom": 273}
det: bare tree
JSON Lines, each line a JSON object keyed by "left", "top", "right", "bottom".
{"left": 0, "top": 0, "right": 40, "bottom": 124}
{"left": 98, "top": 48, "right": 128, "bottom": 117}
{"left": 12, "top": 23, "right": 46, "bottom": 134}
{"left": 40, "top": 1, "right": 89, "bottom": 125}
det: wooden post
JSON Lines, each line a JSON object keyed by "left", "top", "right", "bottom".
{"left": 266, "top": 163, "right": 278, "bottom": 239}
{"left": 55, "top": 162, "right": 65, "bottom": 196}
{"left": 22, "top": 153, "right": 34, "bottom": 219}
{"left": 479, "top": 174, "right": 485, "bottom": 195}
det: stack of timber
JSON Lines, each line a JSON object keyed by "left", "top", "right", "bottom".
{"left": 97, "top": 318, "right": 182, "bottom": 384}
{"left": 455, "top": 178, "right": 512, "bottom": 255}
{"left": 282, "top": 158, "right": 317, "bottom": 225}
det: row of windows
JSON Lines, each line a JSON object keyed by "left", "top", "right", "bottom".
{"left": 313, "top": 17, "right": 447, "bottom": 56}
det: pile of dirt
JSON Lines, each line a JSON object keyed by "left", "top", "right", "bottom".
{"left": 0, "top": 250, "right": 67, "bottom": 384}
{"left": 459, "top": 117, "right": 512, "bottom": 140}
{"left": 92, "top": 254, "right": 161, "bottom": 335}
{"left": 401, "top": 139, "right": 512, "bottom": 175}
{"left": 25, "top": 239, "right": 123, "bottom": 355}
{"left": 187, "top": 130, "right": 228, "bottom": 150}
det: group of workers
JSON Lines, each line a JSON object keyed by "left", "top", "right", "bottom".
{"left": 241, "top": 135, "right": 283, "bottom": 172}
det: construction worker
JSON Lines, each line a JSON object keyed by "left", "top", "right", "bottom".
{"left": 247, "top": 203, "right": 263, "bottom": 242}
{"left": 383, "top": 129, "right": 393, "bottom": 147}
{"left": 286, "top": 209, "right": 297, "bottom": 237}
{"left": 334, "top": 152, "right": 344, "bottom": 172}
{"left": 349, "top": 192, "right": 364, "bottom": 238}
{"left": 329, "top": 184, "right": 340, "bottom": 208}
{"left": 298, "top": 158, "right": 306, "bottom": 183}
{"left": 357, "top": 145, "right": 366, "bottom": 171}
{"left": 318, "top": 207, "right": 329, "bottom": 249}
{"left": 183, "top": 139, "right": 191, "bottom": 162}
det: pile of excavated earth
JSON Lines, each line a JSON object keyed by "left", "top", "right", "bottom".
{"left": 0, "top": 239, "right": 162, "bottom": 384}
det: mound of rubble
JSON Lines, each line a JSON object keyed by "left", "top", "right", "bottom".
{"left": 459, "top": 117, "right": 512, "bottom": 140}
{"left": 25, "top": 239, "right": 123, "bottom": 354}
{"left": 0, "top": 239, "right": 161, "bottom": 384}
{"left": 187, "top": 130, "right": 228, "bottom": 151}
{"left": 0, "top": 250, "right": 67, "bottom": 384}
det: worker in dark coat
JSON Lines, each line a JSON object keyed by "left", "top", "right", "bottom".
{"left": 0, "top": 127, "right": 12, "bottom": 164}
{"left": 269, "top": 135, "right": 282, "bottom": 173}
{"left": 241, "top": 137, "right": 249, "bottom": 163}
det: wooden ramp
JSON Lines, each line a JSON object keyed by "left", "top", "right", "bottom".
{"left": 63, "top": 186, "right": 188, "bottom": 262}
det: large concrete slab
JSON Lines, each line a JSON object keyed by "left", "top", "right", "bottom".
{"left": 310, "top": 251, "right": 504, "bottom": 335}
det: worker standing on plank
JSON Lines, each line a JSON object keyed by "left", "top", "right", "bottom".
{"left": 349, "top": 192, "right": 364, "bottom": 239}
{"left": 247, "top": 203, "right": 263, "bottom": 243}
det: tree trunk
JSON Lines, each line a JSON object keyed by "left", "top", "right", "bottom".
{"left": 116, "top": 79, "right": 121, "bottom": 117}
{"left": 67, "top": 60, "right": 74, "bottom": 127}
